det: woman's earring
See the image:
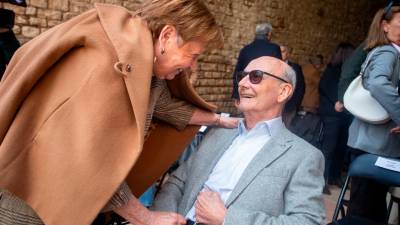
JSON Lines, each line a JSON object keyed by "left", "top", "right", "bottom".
{"left": 153, "top": 56, "right": 157, "bottom": 63}
{"left": 161, "top": 47, "right": 165, "bottom": 55}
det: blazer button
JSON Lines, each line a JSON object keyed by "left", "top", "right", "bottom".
{"left": 126, "top": 64, "right": 132, "bottom": 72}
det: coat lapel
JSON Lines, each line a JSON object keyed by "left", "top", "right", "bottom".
{"left": 96, "top": 4, "right": 154, "bottom": 144}
{"left": 184, "top": 128, "right": 239, "bottom": 212}
{"left": 225, "top": 128, "right": 293, "bottom": 207}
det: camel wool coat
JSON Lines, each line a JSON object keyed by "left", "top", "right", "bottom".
{"left": 0, "top": 3, "right": 215, "bottom": 225}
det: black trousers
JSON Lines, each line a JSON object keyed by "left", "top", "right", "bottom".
{"left": 347, "top": 148, "right": 389, "bottom": 224}
{"left": 0, "top": 30, "right": 20, "bottom": 79}
{"left": 320, "top": 115, "right": 351, "bottom": 183}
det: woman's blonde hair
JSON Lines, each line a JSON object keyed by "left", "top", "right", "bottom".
{"left": 137, "top": 0, "right": 223, "bottom": 49}
{"left": 365, "top": 6, "right": 400, "bottom": 50}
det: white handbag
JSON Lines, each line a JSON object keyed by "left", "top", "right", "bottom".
{"left": 343, "top": 48, "right": 391, "bottom": 124}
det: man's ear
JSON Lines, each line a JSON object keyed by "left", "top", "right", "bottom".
{"left": 158, "top": 25, "right": 178, "bottom": 50}
{"left": 266, "top": 32, "right": 272, "bottom": 41}
{"left": 277, "top": 83, "right": 292, "bottom": 103}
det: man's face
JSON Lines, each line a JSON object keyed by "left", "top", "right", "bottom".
{"left": 237, "top": 57, "right": 292, "bottom": 117}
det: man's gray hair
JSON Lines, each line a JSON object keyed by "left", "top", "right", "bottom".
{"left": 255, "top": 23, "right": 273, "bottom": 37}
{"left": 282, "top": 64, "right": 296, "bottom": 99}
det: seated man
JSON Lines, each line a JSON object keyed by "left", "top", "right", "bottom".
{"left": 152, "top": 56, "right": 325, "bottom": 225}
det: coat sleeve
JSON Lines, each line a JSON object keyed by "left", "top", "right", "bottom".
{"left": 153, "top": 80, "right": 196, "bottom": 130}
{"left": 0, "top": 9, "right": 97, "bottom": 143}
{"left": 223, "top": 149, "right": 326, "bottom": 225}
{"left": 101, "top": 182, "right": 134, "bottom": 212}
{"left": 337, "top": 43, "right": 368, "bottom": 102}
{"left": 271, "top": 44, "right": 283, "bottom": 60}
{"left": 365, "top": 48, "right": 400, "bottom": 125}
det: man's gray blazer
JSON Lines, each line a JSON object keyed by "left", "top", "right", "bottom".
{"left": 152, "top": 127, "right": 326, "bottom": 225}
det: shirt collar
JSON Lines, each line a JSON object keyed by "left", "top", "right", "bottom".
{"left": 392, "top": 43, "right": 400, "bottom": 53}
{"left": 238, "top": 117, "right": 284, "bottom": 137}
{"left": 255, "top": 35, "right": 266, "bottom": 40}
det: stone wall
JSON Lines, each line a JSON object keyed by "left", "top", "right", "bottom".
{"left": 0, "top": 0, "right": 386, "bottom": 113}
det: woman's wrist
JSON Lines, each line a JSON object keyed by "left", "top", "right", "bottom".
{"left": 214, "top": 113, "right": 221, "bottom": 126}
{"left": 114, "top": 196, "right": 151, "bottom": 224}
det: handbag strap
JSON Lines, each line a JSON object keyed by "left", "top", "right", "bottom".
{"left": 359, "top": 47, "right": 380, "bottom": 79}
{"left": 360, "top": 45, "right": 400, "bottom": 78}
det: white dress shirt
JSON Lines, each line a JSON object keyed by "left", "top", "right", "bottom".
{"left": 185, "top": 117, "right": 284, "bottom": 221}
{"left": 392, "top": 43, "right": 400, "bottom": 53}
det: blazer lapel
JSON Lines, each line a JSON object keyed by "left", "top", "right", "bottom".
{"left": 184, "top": 128, "right": 239, "bottom": 212}
{"left": 225, "top": 128, "right": 293, "bottom": 207}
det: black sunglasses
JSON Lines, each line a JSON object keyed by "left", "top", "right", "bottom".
{"left": 235, "top": 70, "right": 289, "bottom": 85}
{"left": 384, "top": 0, "right": 400, "bottom": 20}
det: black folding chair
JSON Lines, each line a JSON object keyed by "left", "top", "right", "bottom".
{"left": 331, "top": 154, "right": 400, "bottom": 224}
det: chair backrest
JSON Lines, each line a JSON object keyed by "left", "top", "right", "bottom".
{"left": 348, "top": 154, "right": 400, "bottom": 187}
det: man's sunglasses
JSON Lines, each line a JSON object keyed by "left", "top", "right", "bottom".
{"left": 235, "top": 70, "right": 289, "bottom": 85}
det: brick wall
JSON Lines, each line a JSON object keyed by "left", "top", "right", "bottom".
{"left": 0, "top": 0, "right": 385, "bottom": 113}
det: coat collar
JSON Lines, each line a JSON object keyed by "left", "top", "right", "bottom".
{"left": 94, "top": 3, "right": 217, "bottom": 128}
{"left": 95, "top": 3, "right": 154, "bottom": 144}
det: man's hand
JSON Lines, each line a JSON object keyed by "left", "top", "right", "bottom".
{"left": 114, "top": 197, "right": 185, "bottom": 225}
{"left": 391, "top": 126, "right": 400, "bottom": 134}
{"left": 334, "top": 101, "right": 344, "bottom": 112}
{"left": 195, "top": 190, "right": 227, "bottom": 225}
{"left": 147, "top": 211, "right": 186, "bottom": 225}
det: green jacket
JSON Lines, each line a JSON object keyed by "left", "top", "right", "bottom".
{"left": 337, "top": 42, "right": 368, "bottom": 102}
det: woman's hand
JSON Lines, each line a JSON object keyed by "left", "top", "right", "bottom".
{"left": 391, "top": 126, "right": 400, "bottom": 134}
{"left": 147, "top": 211, "right": 186, "bottom": 225}
{"left": 335, "top": 101, "right": 344, "bottom": 112}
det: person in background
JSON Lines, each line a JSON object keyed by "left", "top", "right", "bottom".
{"left": 0, "top": 0, "right": 27, "bottom": 7}
{"left": 334, "top": 43, "right": 367, "bottom": 113}
{"left": 289, "top": 54, "right": 324, "bottom": 148}
{"left": 0, "top": 1, "right": 239, "bottom": 225}
{"left": 347, "top": 5, "right": 400, "bottom": 223}
{"left": 301, "top": 54, "right": 324, "bottom": 114}
{"left": 335, "top": 8, "right": 384, "bottom": 113}
{"left": 152, "top": 56, "right": 325, "bottom": 225}
{"left": 280, "top": 44, "right": 305, "bottom": 126}
{"left": 318, "top": 42, "right": 354, "bottom": 194}
{"left": 0, "top": 8, "right": 20, "bottom": 79}
{"left": 231, "top": 22, "right": 282, "bottom": 100}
